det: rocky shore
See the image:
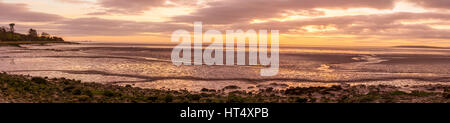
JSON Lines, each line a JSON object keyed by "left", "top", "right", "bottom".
{"left": 0, "top": 73, "right": 449, "bottom": 103}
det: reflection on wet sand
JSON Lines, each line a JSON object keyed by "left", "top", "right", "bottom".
{"left": 1, "top": 42, "right": 450, "bottom": 91}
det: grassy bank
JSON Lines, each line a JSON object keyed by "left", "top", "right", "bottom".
{"left": 0, "top": 41, "right": 76, "bottom": 47}
{"left": 0, "top": 73, "right": 449, "bottom": 103}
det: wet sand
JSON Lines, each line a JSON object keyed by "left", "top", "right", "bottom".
{"left": 1, "top": 42, "right": 450, "bottom": 92}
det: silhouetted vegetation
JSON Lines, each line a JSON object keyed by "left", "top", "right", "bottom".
{"left": 0, "top": 23, "right": 64, "bottom": 42}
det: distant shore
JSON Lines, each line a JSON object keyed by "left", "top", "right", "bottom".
{"left": 0, "top": 41, "right": 77, "bottom": 47}
{"left": 0, "top": 73, "right": 449, "bottom": 103}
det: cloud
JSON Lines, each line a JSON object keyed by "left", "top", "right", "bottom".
{"left": 55, "top": 0, "right": 91, "bottom": 4}
{"left": 97, "top": 0, "right": 166, "bottom": 14}
{"left": 4, "top": 0, "right": 450, "bottom": 42}
{"left": 93, "top": 0, "right": 199, "bottom": 15}
{"left": 54, "top": 12, "right": 450, "bottom": 40}
{"left": 408, "top": 0, "right": 450, "bottom": 9}
{"left": 236, "top": 12, "right": 450, "bottom": 39}
{"left": 172, "top": 0, "right": 397, "bottom": 24}
{"left": 0, "top": 1, "right": 64, "bottom": 22}
{"left": 54, "top": 17, "right": 190, "bottom": 36}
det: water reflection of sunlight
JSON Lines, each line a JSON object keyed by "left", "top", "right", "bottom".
{"left": 2, "top": 43, "right": 450, "bottom": 92}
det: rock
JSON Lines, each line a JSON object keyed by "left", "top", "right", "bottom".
{"left": 340, "top": 83, "right": 350, "bottom": 88}
{"left": 223, "top": 85, "right": 240, "bottom": 90}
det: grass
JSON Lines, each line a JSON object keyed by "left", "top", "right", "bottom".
{"left": 0, "top": 73, "right": 449, "bottom": 103}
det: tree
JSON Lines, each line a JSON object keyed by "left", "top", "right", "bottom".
{"left": 28, "top": 29, "right": 38, "bottom": 37}
{"left": 0, "top": 26, "right": 6, "bottom": 41}
{"left": 27, "top": 28, "right": 38, "bottom": 41}
{"left": 0, "top": 23, "right": 64, "bottom": 41}
{"left": 0, "top": 26, "right": 6, "bottom": 33}
{"left": 41, "top": 32, "right": 50, "bottom": 38}
{"left": 9, "top": 23, "right": 15, "bottom": 33}
{"left": 8, "top": 23, "right": 16, "bottom": 41}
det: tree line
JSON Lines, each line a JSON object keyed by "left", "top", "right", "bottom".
{"left": 0, "top": 23, "right": 64, "bottom": 41}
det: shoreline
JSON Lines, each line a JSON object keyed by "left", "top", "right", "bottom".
{"left": 0, "top": 73, "right": 448, "bottom": 103}
{"left": 0, "top": 41, "right": 77, "bottom": 47}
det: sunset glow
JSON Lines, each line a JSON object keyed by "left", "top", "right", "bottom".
{"left": 1, "top": 0, "right": 450, "bottom": 46}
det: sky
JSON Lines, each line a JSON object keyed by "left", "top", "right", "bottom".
{"left": 1, "top": 0, "right": 450, "bottom": 46}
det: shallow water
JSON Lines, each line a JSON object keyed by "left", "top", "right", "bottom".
{"left": 1, "top": 42, "right": 450, "bottom": 91}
